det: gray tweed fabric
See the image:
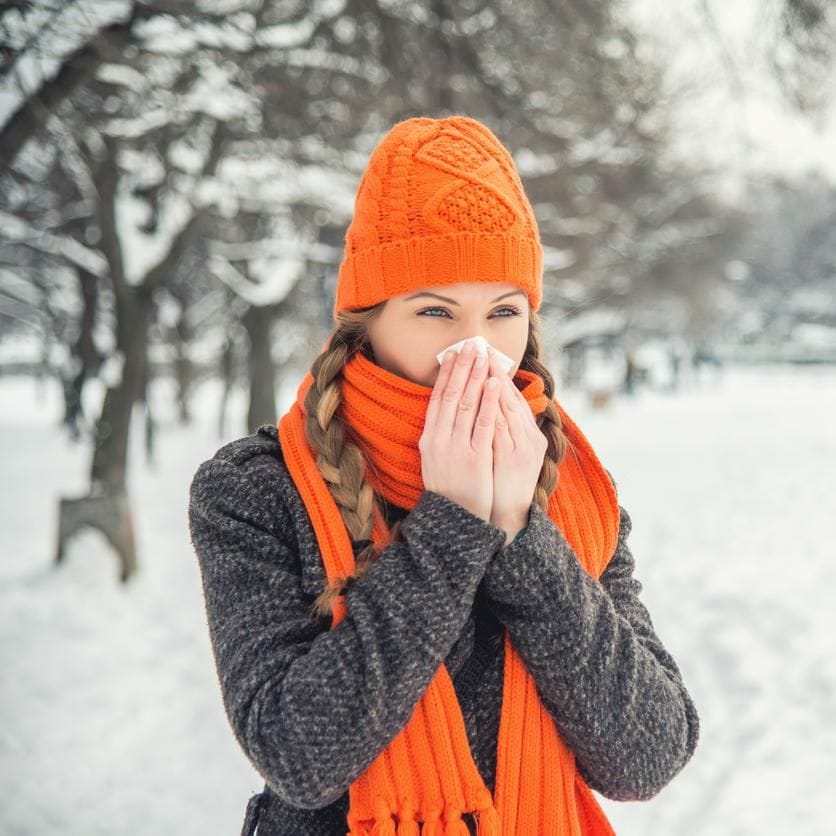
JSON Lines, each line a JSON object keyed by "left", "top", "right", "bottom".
{"left": 187, "top": 423, "right": 699, "bottom": 835}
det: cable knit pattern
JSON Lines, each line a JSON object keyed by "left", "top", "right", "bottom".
{"left": 334, "top": 115, "right": 543, "bottom": 316}
{"left": 187, "top": 424, "right": 699, "bottom": 835}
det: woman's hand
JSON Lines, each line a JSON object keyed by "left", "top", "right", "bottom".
{"left": 419, "top": 340, "right": 502, "bottom": 523}
{"left": 487, "top": 347, "right": 549, "bottom": 542}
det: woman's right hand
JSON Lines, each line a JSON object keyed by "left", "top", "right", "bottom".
{"left": 419, "top": 340, "right": 501, "bottom": 522}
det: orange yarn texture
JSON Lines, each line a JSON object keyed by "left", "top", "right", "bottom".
{"left": 333, "top": 116, "right": 544, "bottom": 318}
{"left": 277, "top": 347, "right": 621, "bottom": 835}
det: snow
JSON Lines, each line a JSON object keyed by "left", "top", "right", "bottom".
{"left": 0, "top": 0, "right": 131, "bottom": 133}
{"left": 0, "top": 211, "right": 107, "bottom": 277}
{"left": 114, "top": 182, "right": 194, "bottom": 286}
{"left": 207, "top": 252, "right": 303, "bottom": 307}
{"left": 1, "top": 363, "right": 834, "bottom": 835}
{"left": 540, "top": 243, "right": 578, "bottom": 272}
{"left": 790, "top": 323, "right": 836, "bottom": 349}
{"left": 255, "top": 18, "right": 319, "bottom": 50}
{"left": 94, "top": 63, "right": 148, "bottom": 93}
{"left": 556, "top": 308, "right": 626, "bottom": 346}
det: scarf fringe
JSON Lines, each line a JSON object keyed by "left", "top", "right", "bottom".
{"left": 353, "top": 806, "right": 498, "bottom": 836}
{"left": 475, "top": 804, "right": 502, "bottom": 836}
{"left": 370, "top": 816, "right": 397, "bottom": 835}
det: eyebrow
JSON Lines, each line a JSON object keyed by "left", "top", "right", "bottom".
{"left": 404, "top": 289, "right": 526, "bottom": 305}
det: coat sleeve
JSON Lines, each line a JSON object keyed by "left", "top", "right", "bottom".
{"left": 188, "top": 453, "right": 507, "bottom": 810}
{"left": 479, "top": 498, "right": 700, "bottom": 802}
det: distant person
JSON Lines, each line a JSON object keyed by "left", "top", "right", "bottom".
{"left": 623, "top": 349, "right": 639, "bottom": 396}
{"left": 188, "top": 115, "right": 700, "bottom": 835}
{"left": 669, "top": 346, "right": 680, "bottom": 391}
{"left": 692, "top": 339, "right": 723, "bottom": 385}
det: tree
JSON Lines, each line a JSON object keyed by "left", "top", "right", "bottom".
{"left": 1, "top": 0, "right": 744, "bottom": 580}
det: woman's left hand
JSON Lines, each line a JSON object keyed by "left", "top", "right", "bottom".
{"left": 487, "top": 348, "right": 549, "bottom": 542}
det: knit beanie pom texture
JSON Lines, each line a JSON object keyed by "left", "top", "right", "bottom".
{"left": 334, "top": 115, "right": 543, "bottom": 318}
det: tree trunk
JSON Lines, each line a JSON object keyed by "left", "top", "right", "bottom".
{"left": 62, "top": 268, "right": 103, "bottom": 438}
{"left": 90, "top": 285, "right": 152, "bottom": 493}
{"left": 243, "top": 305, "right": 277, "bottom": 433}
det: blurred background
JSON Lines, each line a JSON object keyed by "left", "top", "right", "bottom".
{"left": 1, "top": 1, "right": 835, "bottom": 833}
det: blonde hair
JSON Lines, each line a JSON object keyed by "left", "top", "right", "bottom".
{"left": 305, "top": 302, "right": 572, "bottom": 619}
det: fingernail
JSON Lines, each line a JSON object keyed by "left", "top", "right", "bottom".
{"left": 474, "top": 353, "right": 486, "bottom": 368}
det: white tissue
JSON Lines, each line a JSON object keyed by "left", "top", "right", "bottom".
{"left": 435, "top": 335, "right": 514, "bottom": 374}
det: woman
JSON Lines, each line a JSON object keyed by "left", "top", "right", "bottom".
{"left": 188, "top": 115, "right": 700, "bottom": 835}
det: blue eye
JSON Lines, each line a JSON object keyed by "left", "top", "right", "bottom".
{"left": 417, "top": 306, "right": 521, "bottom": 318}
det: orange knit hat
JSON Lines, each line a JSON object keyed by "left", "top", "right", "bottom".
{"left": 333, "top": 115, "right": 544, "bottom": 319}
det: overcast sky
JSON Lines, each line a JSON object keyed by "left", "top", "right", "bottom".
{"left": 624, "top": 0, "right": 836, "bottom": 189}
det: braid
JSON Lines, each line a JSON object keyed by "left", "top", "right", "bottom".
{"left": 304, "top": 304, "right": 569, "bottom": 619}
{"left": 519, "top": 309, "right": 575, "bottom": 514}
{"left": 304, "top": 312, "right": 406, "bottom": 620}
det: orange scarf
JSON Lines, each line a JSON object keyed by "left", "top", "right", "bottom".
{"left": 277, "top": 348, "right": 620, "bottom": 835}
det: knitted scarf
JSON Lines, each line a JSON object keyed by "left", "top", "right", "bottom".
{"left": 277, "top": 348, "right": 620, "bottom": 835}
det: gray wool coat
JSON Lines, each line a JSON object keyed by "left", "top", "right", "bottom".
{"left": 187, "top": 423, "right": 700, "bottom": 835}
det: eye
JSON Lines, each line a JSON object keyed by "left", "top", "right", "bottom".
{"left": 417, "top": 306, "right": 521, "bottom": 318}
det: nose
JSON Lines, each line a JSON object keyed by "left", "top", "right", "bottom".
{"left": 455, "top": 322, "right": 490, "bottom": 342}
{"left": 436, "top": 334, "right": 486, "bottom": 361}
{"left": 455, "top": 315, "right": 487, "bottom": 337}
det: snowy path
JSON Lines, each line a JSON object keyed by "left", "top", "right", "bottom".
{"left": 1, "top": 364, "right": 833, "bottom": 835}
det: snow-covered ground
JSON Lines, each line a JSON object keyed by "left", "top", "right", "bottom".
{"left": 1, "top": 363, "right": 834, "bottom": 835}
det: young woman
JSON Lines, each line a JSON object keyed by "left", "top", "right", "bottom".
{"left": 188, "top": 115, "right": 700, "bottom": 835}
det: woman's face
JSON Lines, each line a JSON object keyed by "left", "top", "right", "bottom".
{"left": 366, "top": 281, "right": 530, "bottom": 387}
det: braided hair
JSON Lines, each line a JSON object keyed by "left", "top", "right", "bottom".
{"left": 305, "top": 302, "right": 572, "bottom": 619}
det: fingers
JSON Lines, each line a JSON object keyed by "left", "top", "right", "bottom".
{"left": 425, "top": 347, "right": 458, "bottom": 430}
{"left": 433, "top": 341, "right": 478, "bottom": 438}
{"left": 471, "top": 373, "right": 501, "bottom": 452}
{"left": 487, "top": 348, "right": 543, "bottom": 439}
{"left": 426, "top": 341, "right": 530, "bottom": 454}
{"left": 450, "top": 343, "right": 492, "bottom": 443}
{"left": 492, "top": 393, "right": 511, "bottom": 445}
{"left": 487, "top": 350, "right": 527, "bottom": 449}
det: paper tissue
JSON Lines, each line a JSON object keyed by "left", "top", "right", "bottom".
{"left": 435, "top": 335, "right": 514, "bottom": 375}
